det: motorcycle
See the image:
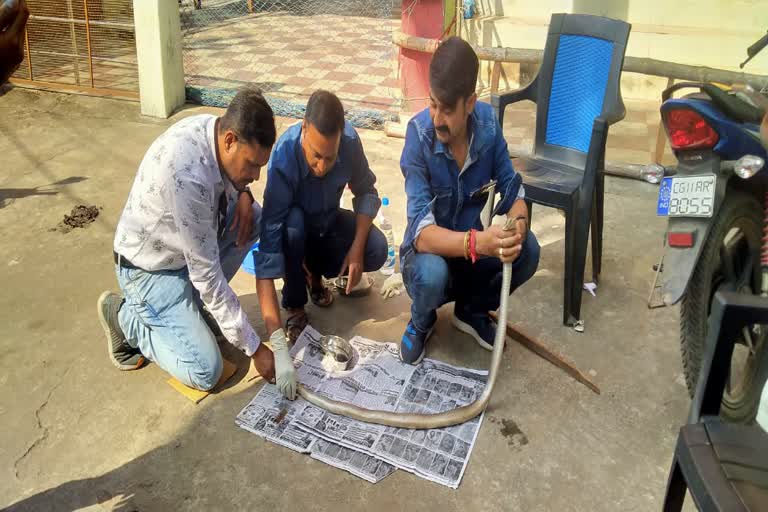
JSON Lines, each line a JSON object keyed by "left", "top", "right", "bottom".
{"left": 647, "top": 31, "right": 768, "bottom": 422}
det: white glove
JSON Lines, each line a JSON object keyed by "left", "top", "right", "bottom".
{"left": 380, "top": 272, "right": 403, "bottom": 300}
{"left": 270, "top": 328, "right": 297, "bottom": 400}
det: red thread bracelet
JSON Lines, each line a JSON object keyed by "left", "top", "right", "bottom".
{"left": 469, "top": 228, "right": 478, "bottom": 263}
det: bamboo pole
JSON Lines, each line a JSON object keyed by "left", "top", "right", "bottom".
{"left": 24, "top": 27, "right": 33, "bottom": 81}
{"left": 392, "top": 31, "right": 768, "bottom": 88}
{"left": 654, "top": 77, "right": 675, "bottom": 164}
{"left": 490, "top": 61, "right": 502, "bottom": 95}
{"left": 66, "top": 0, "right": 81, "bottom": 86}
{"left": 455, "top": 0, "right": 462, "bottom": 39}
{"left": 82, "top": 0, "right": 95, "bottom": 88}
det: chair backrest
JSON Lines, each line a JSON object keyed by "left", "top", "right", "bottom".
{"left": 532, "top": 14, "right": 630, "bottom": 169}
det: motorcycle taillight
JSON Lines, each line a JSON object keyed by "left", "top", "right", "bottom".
{"left": 664, "top": 109, "right": 719, "bottom": 150}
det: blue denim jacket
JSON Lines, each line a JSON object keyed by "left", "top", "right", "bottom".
{"left": 255, "top": 121, "right": 381, "bottom": 279}
{"left": 399, "top": 101, "right": 523, "bottom": 260}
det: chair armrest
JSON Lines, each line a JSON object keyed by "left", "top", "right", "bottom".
{"left": 689, "top": 292, "right": 768, "bottom": 423}
{"left": 602, "top": 105, "right": 626, "bottom": 126}
{"left": 491, "top": 76, "right": 539, "bottom": 130}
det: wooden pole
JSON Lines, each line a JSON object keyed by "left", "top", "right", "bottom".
{"left": 82, "top": 0, "right": 95, "bottom": 88}
{"left": 24, "top": 27, "right": 33, "bottom": 81}
{"left": 654, "top": 77, "right": 675, "bottom": 164}
{"left": 490, "top": 61, "right": 502, "bottom": 95}
{"left": 489, "top": 312, "right": 601, "bottom": 395}
{"left": 66, "top": 0, "right": 81, "bottom": 86}
{"left": 392, "top": 31, "right": 768, "bottom": 88}
{"left": 443, "top": 0, "right": 456, "bottom": 37}
{"left": 455, "top": 0, "right": 462, "bottom": 39}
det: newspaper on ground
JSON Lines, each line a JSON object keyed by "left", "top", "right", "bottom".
{"left": 236, "top": 326, "right": 487, "bottom": 488}
{"left": 311, "top": 438, "right": 396, "bottom": 484}
{"left": 367, "top": 360, "right": 486, "bottom": 487}
{"left": 235, "top": 383, "right": 396, "bottom": 483}
{"left": 235, "top": 385, "right": 316, "bottom": 453}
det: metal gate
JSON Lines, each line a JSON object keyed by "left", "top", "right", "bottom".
{"left": 10, "top": 0, "right": 139, "bottom": 98}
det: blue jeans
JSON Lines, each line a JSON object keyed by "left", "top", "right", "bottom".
{"left": 116, "top": 201, "right": 261, "bottom": 391}
{"left": 402, "top": 232, "right": 541, "bottom": 332}
{"left": 281, "top": 207, "right": 388, "bottom": 309}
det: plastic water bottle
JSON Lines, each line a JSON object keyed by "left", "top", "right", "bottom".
{"left": 379, "top": 197, "right": 396, "bottom": 275}
{"left": 463, "top": 0, "right": 475, "bottom": 19}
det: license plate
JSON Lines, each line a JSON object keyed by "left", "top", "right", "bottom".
{"left": 656, "top": 175, "right": 716, "bottom": 217}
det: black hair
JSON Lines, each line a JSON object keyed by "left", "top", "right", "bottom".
{"left": 220, "top": 86, "right": 276, "bottom": 148}
{"left": 305, "top": 90, "right": 345, "bottom": 136}
{"left": 429, "top": 36, "right": 479, "bottom": 107}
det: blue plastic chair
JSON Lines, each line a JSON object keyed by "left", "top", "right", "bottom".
{"left": 492, "top": 13, "right": 631, "bottom": 328}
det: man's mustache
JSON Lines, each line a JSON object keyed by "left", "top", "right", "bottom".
{"left": 436, "top": 125, "right": 450, "bottom": 135}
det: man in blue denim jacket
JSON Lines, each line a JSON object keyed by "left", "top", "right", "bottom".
{"left": 399, "top": 37, "right": 541, "bottom": 364}
{"left": 255, "top": 90, "right": 387, "bottom": 343}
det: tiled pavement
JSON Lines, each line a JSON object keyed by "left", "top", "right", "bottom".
{"left": 182, "top": 9, "right": 401, "bottom": 114}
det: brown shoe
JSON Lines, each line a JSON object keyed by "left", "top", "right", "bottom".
{"left": 97, "top": 291, "right": 146, "bottom": 371}
{"left": 285, "top": 309, "right": 309, "bottom": 344}
{"left": 304, "top": 269, "right": 334, "bottom": 308}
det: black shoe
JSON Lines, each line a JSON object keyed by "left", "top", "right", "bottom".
{"left": 399, "top": 319, "right": 434, "bottom": 365}
{"left": 451, "top": 307, "right": 497, "bottom": 351}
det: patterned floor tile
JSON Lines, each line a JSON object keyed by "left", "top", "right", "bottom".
{"left": 183, "top": 11, "right": 399, "bottom": 113}
{"left": 339, "top": 83, "right": 376, "bottom": 96}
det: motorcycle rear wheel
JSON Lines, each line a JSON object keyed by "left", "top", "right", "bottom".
{"left": 680, "top": 191, "right": 767, "bottom": 423}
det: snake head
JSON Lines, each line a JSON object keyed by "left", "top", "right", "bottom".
{"left": 503, "top": 216, "right": 519, "bottom": 233}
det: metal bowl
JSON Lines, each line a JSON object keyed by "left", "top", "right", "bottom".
{"left": 319, "top": 335, "right": 353, "bottom": 370}
{"left": 332, "top": 275, "right": 373, "bottom": 297}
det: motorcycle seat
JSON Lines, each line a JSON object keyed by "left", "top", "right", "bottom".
{"left": 702, "top": 84, "right": 765, "bottom": 124}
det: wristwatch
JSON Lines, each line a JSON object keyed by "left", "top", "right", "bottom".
{"left": 240, "top": 188, "right": 255, "bottom": 203}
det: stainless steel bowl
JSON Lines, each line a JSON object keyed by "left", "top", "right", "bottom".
{"left": 319, "top": 335, "right": 353, "bottom": 370}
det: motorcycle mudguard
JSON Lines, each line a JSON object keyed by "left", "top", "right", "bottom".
{"left": 661, "top": 217, "right": 715, "bottom": 305}
{"left": 661, "top": 172, "right": 730, "bottom": 305}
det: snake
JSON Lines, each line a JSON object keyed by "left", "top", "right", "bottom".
{"left": 295, "top": 218, "right": 516, "bottom": 429}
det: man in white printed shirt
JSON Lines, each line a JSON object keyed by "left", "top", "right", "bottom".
{"left": 97, "top": 88, "right": 298, "bottom": 398}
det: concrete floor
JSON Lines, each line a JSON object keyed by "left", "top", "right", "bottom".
{"left": 1, "top": 86, "right": 690, "bottom": 511}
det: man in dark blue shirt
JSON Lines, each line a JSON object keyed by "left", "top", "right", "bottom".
{"left": 255, "top": 90, "right": 387, "bottom": 342}
{"left": 399, "top": 37, "right": 540, "bottom": 364}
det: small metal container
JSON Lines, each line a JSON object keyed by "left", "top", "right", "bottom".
{"left": 332, "top": 275, "right": 373, "bottom": 297}
{"left": 319, "top": 335, "right": 353, "bottom": 372}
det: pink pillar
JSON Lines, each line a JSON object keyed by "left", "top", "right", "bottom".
{"left": 399, "top": 0, "right": 444, "bottom": 113}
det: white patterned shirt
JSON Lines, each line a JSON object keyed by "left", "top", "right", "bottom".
{"left": 114, "top": 114, "right": 260, "bottom": 356}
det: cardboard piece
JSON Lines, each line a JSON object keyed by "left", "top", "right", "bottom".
{"left": 166, "top": 358, "right": 238, "bottom": 404}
